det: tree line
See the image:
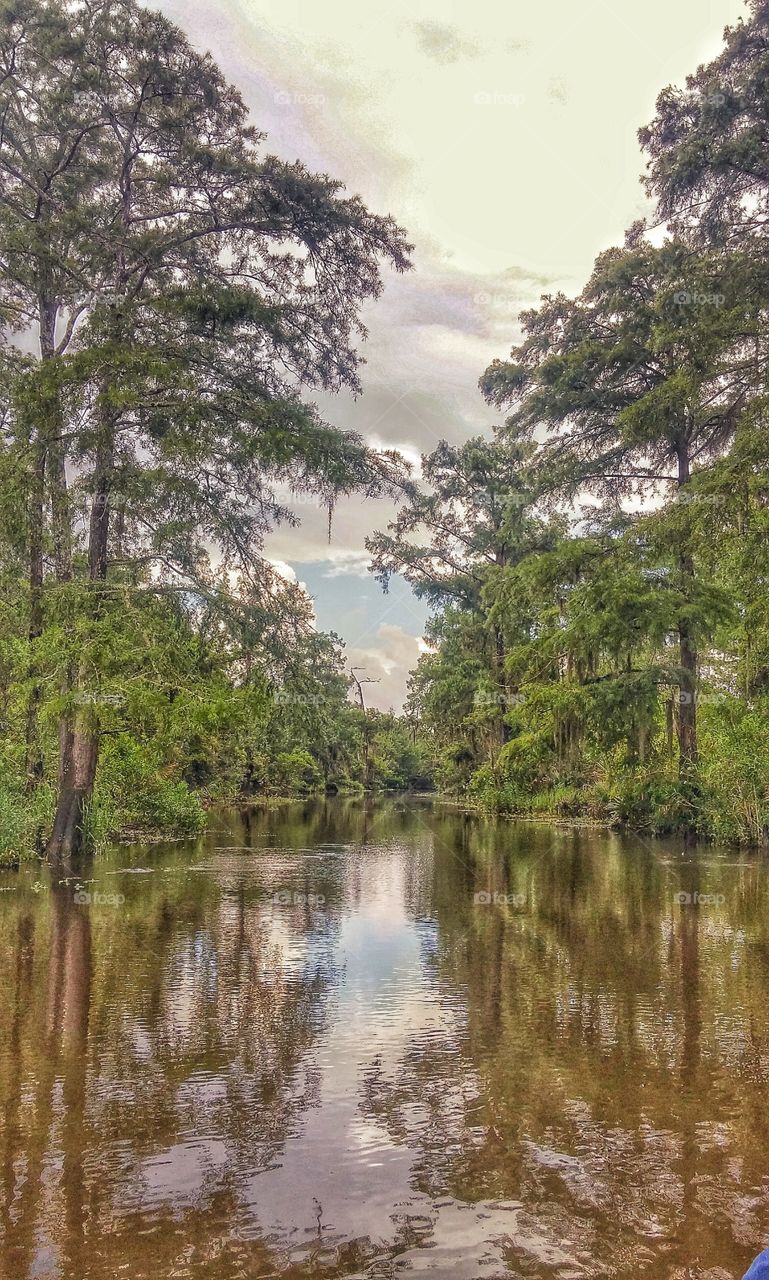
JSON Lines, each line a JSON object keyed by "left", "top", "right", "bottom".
{"left": 371, "top": 1, "right": 769, "bottom": 843}
{"left": 0, "top": 0, "right": 426, "bottom": 863}
{"left": 5, "top": 0, "right": 769, "bottom": 860}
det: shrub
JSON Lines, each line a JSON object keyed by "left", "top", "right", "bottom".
{"left": 270, "top": 749, "right": 323, "bottom": 795}
{"left": 87, "top": 735, "right": 205, "bottom": 847}
{"left": 696, "top": 698, "right": 769, "bottom": 843}
{"left": 0, "top": 781, "right": 54, "bottom": 863}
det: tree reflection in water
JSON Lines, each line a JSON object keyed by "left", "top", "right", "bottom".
{"left": 0, "top": 798, "right": 768, "bottom": 1279}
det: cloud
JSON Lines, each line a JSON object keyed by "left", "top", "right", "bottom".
{"left": 411, "top": 21, "right": 480, "bottom": 65}
{"left": 158, "top": 0, "right": 745, "bottom": 719}
{"left": 345, "top": 624, "right": 424, "bottom": 712}
{"left": 266, "top": 558, "right": 298, "bottom": 584}
{"left": 320, "top": 552, "right": 371, "bottom": 578}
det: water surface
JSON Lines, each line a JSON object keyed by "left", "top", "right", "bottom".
{"left": 1, "top": 797, "right": 768, "bottom": 1279}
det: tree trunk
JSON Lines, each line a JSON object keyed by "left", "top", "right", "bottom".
{"left": 45, "top": 726, "right": 99, "bottom": 866}
{"left": 24, "top": 263, "right": 61, "bottom": 790}
{"left": 677, "top": 589, "right": 699, "bottom": 777}
{"left": 46, "top": 403, "right": 115, "bottom": 863}
{"left": 492, "top": 547, "right": 511, "bottom": 746}
{"left": 675, "top": 441, "right": 698, "bottom": 780}
{"left": 493, "top": 623, "right": 511, "bottom": 745}
{"left": 47, "top": 401, "right": 76, "bottom": 792}
{"left": 665, "top": 697, "right": 675, "bottom": 758}
{"left": 24, "top": 439, "right": 46, "bottom": 790}
{"left": 47, "top": 425, "right": 72, "bottom": 585}
{"left": 241, "top": 746, "right": 258, "bottom": 795}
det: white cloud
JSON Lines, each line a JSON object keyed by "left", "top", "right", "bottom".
{"left": 321, "top": 552, "right": 371, "bottom": 578}
{"left": 266, "top": 558, "right": 298, "bottom": 584}
{"left": 159, "top": 0, "right": 744, "bottom": 711}
{"left": 345, "top": 624, "right": 424, "bottom": 713}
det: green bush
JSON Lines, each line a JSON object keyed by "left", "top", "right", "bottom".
{"left": 596, "top": 769, "right": 695, "bottom": 835}
{"left": 87, "top": 735, "right": 205, "bottom": 847}
{"left": 0, "top": 782, "right": 54, "bottom": 863}
{"left": 696, "top": 698, "right": 769, "bottom": 843}
{"left": 468, "top": 764, "right": 526, "bottom": 814}
{"left": 270, "top": 749, "right": 323, "bottom": 795}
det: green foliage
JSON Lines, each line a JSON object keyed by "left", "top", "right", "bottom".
{"left": 3, "top": 0, "right": 769, "bottom": 855}
{"left": 0, "top": 781, "right": 53, "bottom": 864}
{"left": 392, "top": 1, "right": 769, "bottom": 845}
{"left": 270, "top": 750, "right": 324, "bottom": 795}
{"left": 594, "top": 770, "right": 696, "bottom": 836}
{"left": 399, "top": 264, "right": 769, "bottom": 842}
{"left": 697, "top": 698, "right": 769, "bottom": 844}
{"left": 86, "top": 736, "right": 206, "bottom": 849}
{"left": 369, "top": 718, "right": 434, "bottom": 791}
{"left": 0, "top": 0, "right": 417, "bottom": 856}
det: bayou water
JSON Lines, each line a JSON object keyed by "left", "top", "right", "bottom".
{"left": 1, "top": 797, "right": 767, "bottom": 1279}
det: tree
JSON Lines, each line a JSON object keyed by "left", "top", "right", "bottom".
{"left": 407, "top": 606, "right": 497, "bottom": 788}
{"left": 481, "top": 238, "right": 763, "bottom": 777}
{"left": 640, "top": 1, "right": 769, "bottom": 250}
{"left": 0, "top": 0, "right": 412, "bottom": 859}
{"left": 368, "top": 436, "right": 553, "bottom": 745}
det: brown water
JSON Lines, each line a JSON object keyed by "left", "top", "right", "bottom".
{"left": 1, "top": 797, "right": 768, "bottom": 1280}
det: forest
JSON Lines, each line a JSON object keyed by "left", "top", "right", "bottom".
{"left": 2, "top": 0, "right": 769, "bottom": 860}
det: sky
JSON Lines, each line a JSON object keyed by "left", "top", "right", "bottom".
{"left": 161, "top": 0, "right": 744, "bottom": 711}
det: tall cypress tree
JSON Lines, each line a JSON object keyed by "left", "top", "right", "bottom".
{"left": 640, "top": 0, "right": 769, "bottom": 250}
{"left": 0, "top": 0, "right": 412, "bottom": 858}
{"left": 481, "top": 239, "right": 765, "bottom": 777}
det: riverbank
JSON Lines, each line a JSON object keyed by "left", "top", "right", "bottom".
{"left": 5, "top": 760, "right": 765, "bottom": 868}
{"left": 0, "top": 784, "right": 433, "bottom": 866}
{"left": 452, "top": 769, "right": 769, "bottom": 847}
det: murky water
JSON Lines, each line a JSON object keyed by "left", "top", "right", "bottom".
{"left": 1, "top": 798, "right": 768, "bottom": 1280}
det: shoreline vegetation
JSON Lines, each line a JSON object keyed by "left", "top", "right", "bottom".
{"left": 3, "top": 772, "right": 767, "bottom": 870}
{"left": 1, "top": 0, "right": 769, "bottom": 862}
{"left": 0, "top": 707, "right": 436, "bottom": 864}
